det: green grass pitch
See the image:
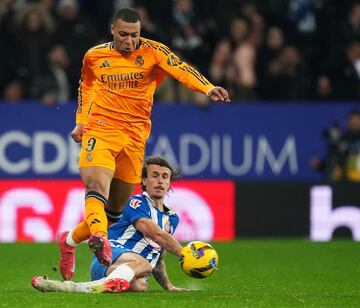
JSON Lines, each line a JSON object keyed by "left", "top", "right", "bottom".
{"left": 0, "top": 240, "right": 359, "bottom": 307}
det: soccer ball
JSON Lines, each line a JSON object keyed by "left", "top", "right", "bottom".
{"left": 180, "top": 241, "right": 219, "bottom": 279}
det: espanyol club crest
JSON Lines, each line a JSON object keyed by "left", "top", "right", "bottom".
{"left": 164, "top": 219, "right": 171, "bottom": 233}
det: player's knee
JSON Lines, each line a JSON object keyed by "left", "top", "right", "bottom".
{"left": 143, "top": 261, "right": 152, "bottom": 275}
{"left": 85, "top": 180, "right": 103, "bottom": 193}
{"left": 129, "top": 278, "right": 149, "bottom": 292}
{"left": 136, "top": 258, "right": 152, "bottom": 277}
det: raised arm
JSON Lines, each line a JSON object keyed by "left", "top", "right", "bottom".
{"left": 134, "top": 217, "right": 183, "bottom": 257}
{"left": 152, "top": 42, "right": 230, "bottom": 102}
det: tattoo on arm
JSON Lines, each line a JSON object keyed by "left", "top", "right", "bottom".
{"left": 152, "top": 251, "right": 173, "bottom": 290}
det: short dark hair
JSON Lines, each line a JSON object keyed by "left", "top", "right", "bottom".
{"left": 141, "top": 156, "right": 181, "bottom": 191}
{"left": 112, "top": 7, "right": 141, "bottom": 23}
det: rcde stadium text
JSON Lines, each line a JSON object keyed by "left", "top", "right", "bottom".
{"left": 0, "top": 131, "right": 298, "bottom": 176}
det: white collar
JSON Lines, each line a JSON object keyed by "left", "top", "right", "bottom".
{"left": 142, "top": 192, "right": 175, "bottom": 214}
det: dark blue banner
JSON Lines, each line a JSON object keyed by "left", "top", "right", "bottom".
{"left": 0, "top": 102, "right": 357, "bottom": 180}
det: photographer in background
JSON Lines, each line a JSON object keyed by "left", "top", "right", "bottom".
{"left": 311, "top": 109, "right": 360, "bottom": 182}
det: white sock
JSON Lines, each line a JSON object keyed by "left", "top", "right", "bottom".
{"left": 106, "top": 264, "right": 135, "bottom": 282}
{"left": 65, "top": 230, "right": 78, "bottom": 247}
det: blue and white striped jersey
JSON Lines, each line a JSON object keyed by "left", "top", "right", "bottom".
{"left": 108, "top": 192, "right": 179, "bottom": 268}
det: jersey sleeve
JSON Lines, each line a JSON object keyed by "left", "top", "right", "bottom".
{"left": 154, "top": 43, "right": 215, "bottom": 95}
{"left": 76, "top": 51, "right": 95, "bottom": 125}
{"left": 122, "top": 197, "right": 151, "bottom": 224}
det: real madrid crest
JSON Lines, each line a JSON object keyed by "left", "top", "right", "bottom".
{"left": 135, "top": 55, "right": 144, "bottom": 67}
{"left": 86, "top": 153, "right": 93, "bottom": 161}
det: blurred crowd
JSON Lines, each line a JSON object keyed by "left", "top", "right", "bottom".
{"left": 0, "top": 0, "right": 360, "bottom": 106}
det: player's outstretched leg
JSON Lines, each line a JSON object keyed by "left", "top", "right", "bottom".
{"left": 88, "top": 233, "right": 112, "bottom": 266}
{"left": 31, "top": 276, "right": 130, "bottom": 293}
{"left": 57, "top": 231, "right": 76, "bottom": 280}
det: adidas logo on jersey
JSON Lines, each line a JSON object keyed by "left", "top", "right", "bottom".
{"left": 100, "top": 60, "right": 110, "bottom": 68}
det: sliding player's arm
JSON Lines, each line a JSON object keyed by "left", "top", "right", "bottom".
{"left": 134, "top": 218, "right": 183, "bottom": 257}
{"left": 154, "top": 43, "right": 230, "bottom": 102}
{"left": 71, "top": 51, "right": 96, "bottom": 143}
{"left": 152, "top": 251, "right": 189, "bottom": 292}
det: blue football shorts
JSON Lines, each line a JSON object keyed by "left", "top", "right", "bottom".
{"left": 90, "top": 245, "right": 132, "bottom": 281}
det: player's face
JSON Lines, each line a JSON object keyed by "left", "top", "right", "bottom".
{"left": 111, "top": 19, "right": 141, "bottom": 57}
{"left": 143, "top": 164, "right": 171, "bottom": 200}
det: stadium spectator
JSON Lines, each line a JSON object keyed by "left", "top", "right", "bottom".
{"left": 0, "top": 2, "right": 16, "bottom": 94}
{"left": 81, "top": 0, "right": 114, "bottom": 40}
{"left": 258, "top": 26, "right": 286, "bottom": 69}
{"left": 29, "top": 44, "right": 71, "bottom": 106}
{"left": 323, "top": 2, "right": 360, "bottom": 80}
{"left": 12, "top": 3, "right": 55, "bottom": 98}
{"left": 1, "top": 0, "right": 360, "bottom": 103}
{"left": 0, "top": 0, "right": 16, "bottom": 45}
{"left": 56, "top": 7, "right": 230, "bottom": 282}
{"left": 310, "top": 109, "right": 360, "bottom": 182}
{"left": 54, "top": 0, "right": 99, "bottom": 98}
{"left": 238, "top": 0, "right": 265, "bottom": 47}
{"left": 261, "top": 45, "right": 311, "bottom": 100}
{"left": 136, "top": 5, "right": 169, "bottom": 44}
{"left": 1, "top": 79, "right": 24, "bottom": 103}
{"left": 205, "top": 0, "right": 250, "bottom": 36}
{"left": 32, "top": 156, "right": 187, "bottom": 293}
{"left": 156, "top": 0, "right": 218, "bottom": 105}
{"left": 287, "top": 0, "right": 317, "bottom": 46}
{"left": 210, "top": 16, "right": 258, "bottom": 101}
{"left": 170, "top": 0, "right": 204, "bottom": 65}
{"left": 257, "top": 26, "right": 286, "bottom": 97}
{"left": 336, "top": 2, "right": 360, "bottom": 47}
{"left": 330, "top": 40, "right": 360, "bottom": 101}
{"left": 39, "top": 0, "right": 57, "bottom": 13}
{"left": 313, "top": 74, "right": 334, "bottom": 101}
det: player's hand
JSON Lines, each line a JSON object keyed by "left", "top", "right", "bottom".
{"left": 167, "top": 286, "right": 191, "bottom": 292}
{"left": 70, "top": 124, "right": 84, "bottom": 143}
{"left": 207, "top": 86, "right": 231, "bottom": 102}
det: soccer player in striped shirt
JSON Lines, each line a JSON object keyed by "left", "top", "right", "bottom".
{"left": 32, "top": 156, "right": 187, "bottom": 293}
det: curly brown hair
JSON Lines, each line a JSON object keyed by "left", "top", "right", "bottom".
{"left": 141, "top": 156, "right": 181, "bottom": 192}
